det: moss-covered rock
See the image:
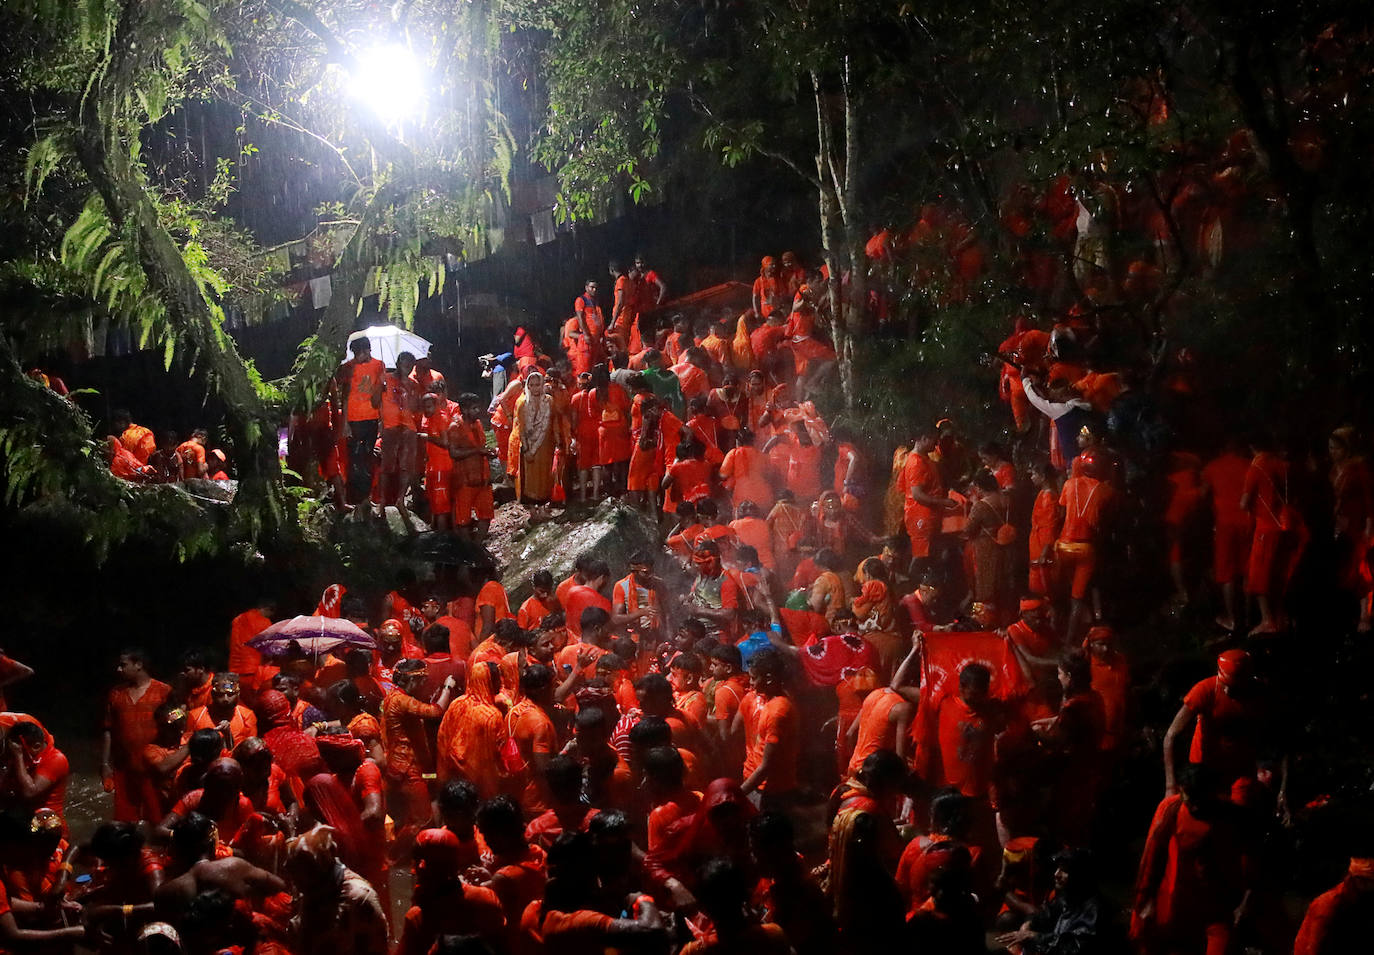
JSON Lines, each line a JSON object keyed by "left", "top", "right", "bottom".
{"left": 490, "top": 499, "right": 659, "bottom": 603}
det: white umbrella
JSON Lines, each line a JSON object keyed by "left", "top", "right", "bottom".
{"left": 346, "top": 325, "right": 433, "bottom": 369}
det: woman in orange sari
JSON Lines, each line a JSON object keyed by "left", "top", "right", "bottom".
{"left": 435, "top": 660, "right": 507, "bottom": 799}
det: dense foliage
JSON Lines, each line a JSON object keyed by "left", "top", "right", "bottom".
{"left": 0, "top": 0, "right": 517, "bottom": 553}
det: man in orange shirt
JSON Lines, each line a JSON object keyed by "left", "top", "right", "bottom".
{"left": 450, "top": 392, "right": 497, "bottom": 539}
{"left": 563, "top": 559, "right": 616, "bottom": 643}
{"left": 176, "top": 428, "right": 209, "bottom": 479}
{"left": 419, "top": 594, "right": 474, "bottom": 660}
{"left": 112, "top": 409, "right": 157, "bottom": 464}
{"left": 102, "top": 648, "right": 173, "bottom": 822}
{"left": 227, "top": 597, "right": 275, "bottom": 695}
{"left": 845, "top": 639, "right": 920, "bottom": 776}
{"left": 340, "top": 337, "right": 385, "bottom": 506}
{"left": 1057, "top": 452, "right": 1114, "bottom": 641}
{"left": 564, "top": 279, "right": 607, "bottom": 375}
{"left": 507, "top": 664, "right": 560, "bottom": 812}
{"left": 518, "top": 570, "right": 561, "bottom": 630}
{"left": 383, "top": 659, "right": 457, "bottom": 854}
{"left": 474, "top": 564, "right": 513, "bottom": 641}
{"left": 914, "top": 662, "right": 1012, "bottom": 872}
{"left": 184, "top": 674, "right": 257, "bottom": 750}
{"left": 740, "top": 648, "right": 800, "bottom": 808}
{"left": 706, "top": 644, "right": 751, "bottom": 775}
{"left": 419, "top": 390, "right": 454, "bottom": 532}
{"left": 671, "top": 347, "right": 713, "bottom": 402}
{"left": 377, "top": 350, "right": 422, "bottom": 516}
{"left": 609, "top": 260, "right": 643, "bottom": 354}
{"left": 612, "top": 553, "right": 663, "bottom": 647}
{"left": 900, "top": 431, "right": 954, "bottom": 577}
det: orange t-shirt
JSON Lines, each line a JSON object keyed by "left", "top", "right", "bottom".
{"left": 900, "top": 451, "right": 943, "bottom": 517}
{"left": 421, "top": 410, "right": 453, "bottom": 471}
{"left": 345, "top": 358, "right": 385, "bottom": 422}
{"left": 381, "top": 372, "right": 420, "bottom": 430}
{"left": 554, "top": 641, "right": 607, "bottom": 681}
{"left": 932, "top": 695, "right": 996, "bottom": 798}
{"left": 476, "top": 580, "right": 513, "bottom": 636}
{"left": 672, "top": 362, "right": 710, "bottom": 400}
{"left": 848, "top": 687, "right": 905, "bottom": 776}
{"left": 720, "top": 446, "right": 775, "bottom": 511}
{"left": 1059, "top": 476, "right": 1109, "bottom": 542}
{"left": 647, "top": 791, "right": 702, "bottom": 853}
{"left": 177, "top": 441, "right": 207, "bottom": 479}
{"left": 120, "top": 424, "right": 157, "bottom": 464}
{"left": 564, "top": 585, "right": 612, "bottom": 641}
{"left": 436, "top": 614, "right": 475, "bottom": 659}
{"left": 555, "top": 575, "right": 579, "bottom": 610}
{"left": 729, "top": 516, "right": 775, "bottom": 569}
{"left": 540, "top": 908, "right": 617, "bottom": 955}
{"left": 518, "top": 595, "right": 558, "bottom": 631}
{"left": 751, "top": 695, "right": 800, "bottom": 793}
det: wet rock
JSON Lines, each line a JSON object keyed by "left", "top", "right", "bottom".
{"left": 183, "top": 477, "right": 238, "bottom": 504}
{"left": 491, "top": 499, "right": 659, "bottom": 603}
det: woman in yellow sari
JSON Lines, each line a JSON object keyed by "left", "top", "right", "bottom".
{"left": 508, "top": 371, "right": 566, "bottom": 519}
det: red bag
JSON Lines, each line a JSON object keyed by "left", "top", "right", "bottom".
{"left": 499, "top": 711, "right": 527, "bottom": 775}
{"left": 551, "top": 449, "right": 567, "bottom": 504}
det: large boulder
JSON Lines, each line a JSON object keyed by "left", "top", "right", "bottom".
{"left": 491, "top": 499, "right": 660, "bottom": 604}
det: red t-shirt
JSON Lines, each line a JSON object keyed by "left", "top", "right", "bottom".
{"left": 1183, "top": 676, "right": 1265, "bottom": 780}
{"left": 564, "top": 585, "right": 612, "bottom": 640}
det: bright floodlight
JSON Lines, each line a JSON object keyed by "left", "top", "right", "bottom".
{"left": 350, "top": 44, "right": 426, "bottom": 123}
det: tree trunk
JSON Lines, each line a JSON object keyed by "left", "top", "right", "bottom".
{"left": 812, "top": 64, "right": 865, "bottom": 411}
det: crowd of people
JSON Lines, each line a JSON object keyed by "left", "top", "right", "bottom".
{"left": 15, "top": 245, "right": 1371, "bottom": 955}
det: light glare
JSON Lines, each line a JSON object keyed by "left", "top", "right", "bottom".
{"left": 350, "top": 44, "right": 426, "bottom": 124}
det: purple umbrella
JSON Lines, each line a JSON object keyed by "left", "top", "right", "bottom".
{"left": 248, "top": 615, "right": 375, "bottom": 658}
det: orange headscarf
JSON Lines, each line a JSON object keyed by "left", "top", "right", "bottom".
{"left": 434, "top": 661, "right": 507, "bottom": 797}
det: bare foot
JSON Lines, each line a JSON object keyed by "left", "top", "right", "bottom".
{"left": 1359, "top": 618, "right": 1372, "bottom": 633}
{"left": 1214, "top": 615, "right": 1236, "bottom": 632}
{"left": 1247, "top": 621, "right": 1279, "bottom": 637}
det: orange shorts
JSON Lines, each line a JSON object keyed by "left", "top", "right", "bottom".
{"left": 1056, "top": 540, "right": 1096, "bottom": 600}
{"left": 425, "top": 468, "right": 452, "bottom": 515}
{"left": 454, "top": 483, "right": 494, "bottom": 524}
{"left": 905, "top": 508, "right": 938, "bottom": 558}
{"left": 627, "top": 447, "right": 660, "bottom": 492}
{"left": 379, "top": 426, "right": 417, "bottom": 473}
{"left": 1213, "top": 521, "right": 1251, "bottom": 583}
